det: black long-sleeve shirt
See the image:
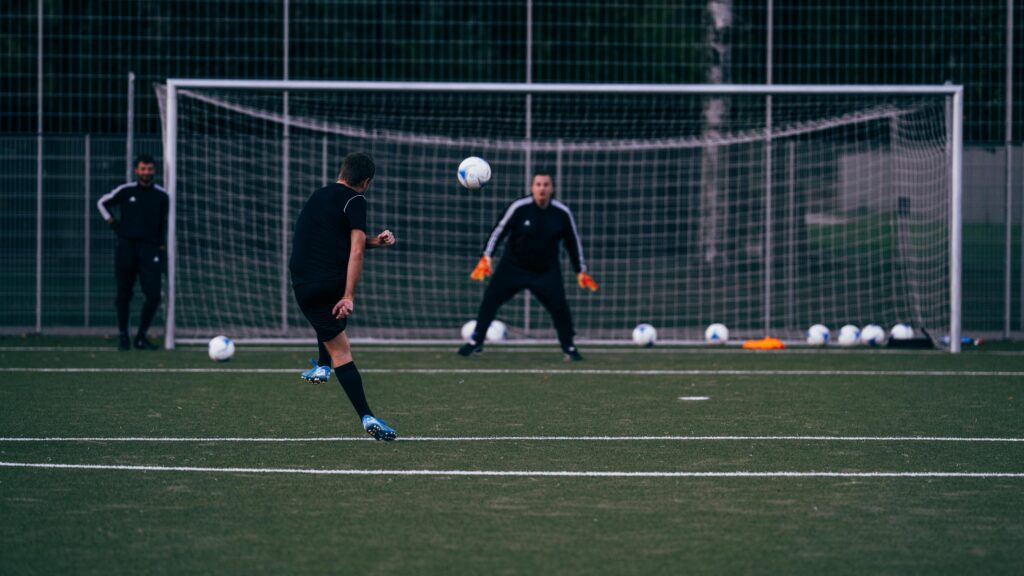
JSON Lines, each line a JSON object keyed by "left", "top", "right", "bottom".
{"left": 482, "top": 197, "right": 587, "bottom": 274}
{"left": 96, "top": 181, "right": 169, "bottom": 246}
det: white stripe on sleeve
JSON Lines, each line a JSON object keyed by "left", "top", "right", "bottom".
{"left": 552, "top": 200, "right": 586, "bottom": 272}
{"left": 96, "top": 182, "right": 134, "bottom": 222}
{"left": 484, "top": 197, "right": 533, "bottom": 257}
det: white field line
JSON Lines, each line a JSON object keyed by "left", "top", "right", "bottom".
{"left": 5, "top": 345, "right": 1024, "bottom": 356}
{"left": 1, "top": 367, "right": 1023, "bottom": 377}
{"left": 2, "top": 435, "right": 1023, "bottom": 443}
{"left": 1, "top": 461, "right": 1022, "bottom": 478}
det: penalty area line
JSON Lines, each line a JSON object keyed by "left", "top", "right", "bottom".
{"left": 0, "top": 461, "right": 1022, "bottom": 478}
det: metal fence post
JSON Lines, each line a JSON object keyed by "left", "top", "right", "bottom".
{"left": 85, "top": 134, "right": 91, "bottom": 327}
{"left": 522, "top": 0, "right": 534, "bottom": 337}
{"left": 321, "top": 135, "right": 328, "bottom": 185}
{"left": 35, "top": 0, "right": 43, "bottom": 333}
{"left": 36, "top": 134, "right": 43, "bottom": 333}
{"left": 1004, "top": 0, "right": 1014, "bottom": 336}
{"left": 281, "top": 0, "right": 291, "bottom": 333}
{"left": 127, "top": 71, "right": 135, "bottom": 181}
{"left": 764, "top": 0, "right": 774, "bottom": 334}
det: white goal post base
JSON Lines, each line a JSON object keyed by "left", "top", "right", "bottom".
{"left": 160, "top": 81, "right": 963, "bottom": 352}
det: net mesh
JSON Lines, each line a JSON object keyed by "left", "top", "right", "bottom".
{"left": 158, "top": 85, "right": 951, "bottom": 341}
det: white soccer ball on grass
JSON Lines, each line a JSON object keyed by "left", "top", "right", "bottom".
{"left": 890, "top": 323, "right": 914, "bottom": 340}
{"left": 457, "top": 156, "right": 492, "bottom": 189}
{"left": 837, "top": 325, "right": 860, "bottom": 347}
{"left": 486, "top": 320, "right": 508, "bottom": 342}
{"left": 208, "top": 335, "right": 235, "bottom": 361}
{"left": 806, "top": 324, "right": 830, "bottom": 346}
{"left": 632, "top": 323, "right": 657, "bottom": 347}
{"left": 461, "top": 321, "right": 477, "bottom": 343}
{"left": 461, "top": 320, "right": 507, "bottom": 343}
{"left": 860, "top": 324, "right": 886, "bottom": 346}
{"left": 704, "top": 323, "right": 729, "bottom": 344}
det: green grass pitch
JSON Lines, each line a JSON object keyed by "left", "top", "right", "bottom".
{"left": 1, "top": 337, "right": 1022, "bottom": 574}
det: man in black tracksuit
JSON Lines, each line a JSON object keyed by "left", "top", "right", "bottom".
{"left": 96, "top": 155, "right": 168, "bottom": 351}
{"left": 459, "top": 171, "right": 599, "bottom": 361}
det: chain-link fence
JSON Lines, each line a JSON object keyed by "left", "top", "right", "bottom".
{"left": 1, "top": 0, "right": 1021, "bottom": 337}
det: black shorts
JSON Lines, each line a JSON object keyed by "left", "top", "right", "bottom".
{"left": 293, "top": 278, "right": 348, "bottom": 342}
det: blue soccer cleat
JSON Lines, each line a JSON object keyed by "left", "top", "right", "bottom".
{"left": 362, "top": 415, "right": 397, "bottom": 442}
{"left": 300, "top": 358, "right": 332, "bottom": 384}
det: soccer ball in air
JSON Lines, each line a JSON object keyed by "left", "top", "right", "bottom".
{"left": 860, "top": 324, "right": 886, "bottom": 346}
{"left": 461, "top": 320, "right": 507, "bottom": 343}
{"left": 208, "top": 335, "right": 235, "bottom": 361}
{"left": 837, "top": 325, "right": 860, "bottom": 346}
{"left": 806, "top": 324, "right": 830, "bottom": 346}
{"left": 457, "top": 156, "right": 492, "bottom": 189}
{"left": 890, "top": 323, "right": 914, "bottom": 340}
{"left": 632, "top": 323, "right": 657, "bottom": 347}
{"left": 704, "top": 323, "right": 729, "bottom": 344}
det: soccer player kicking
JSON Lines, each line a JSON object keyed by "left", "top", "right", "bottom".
{"left": 290, "top": 152, "right": 398, "bottom": 441}
{"left": 459, "top": 171, "right": 598, "bottom": 361}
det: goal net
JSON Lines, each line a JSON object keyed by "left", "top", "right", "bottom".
{"left": 157, "top": 82, "right": 961, "bottom": 347}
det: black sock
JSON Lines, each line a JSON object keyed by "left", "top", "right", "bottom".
{"left": 335, "top": 362, "right": 373, "bottom": 418}
{"left": 317, "top": 341, "right": 331, "bottom": 367}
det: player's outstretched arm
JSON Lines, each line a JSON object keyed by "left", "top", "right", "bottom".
{"left": 365, "top": 229, "right": 396, "bottom": 249}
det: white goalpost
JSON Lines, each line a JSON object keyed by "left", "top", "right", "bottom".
{"left": 158, "top": 81, "right": 963, "bottom": 351}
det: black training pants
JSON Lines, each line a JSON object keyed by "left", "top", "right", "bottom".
{"left": 115, "top": 238, "right": 163, "bottom": 336}
{"left": 473, "top": 262, "right": 575, "bottom": 348}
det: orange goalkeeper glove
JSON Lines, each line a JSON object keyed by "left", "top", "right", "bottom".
{"left": 577, "top": 272, "right": 598, "bottom": 292}
{"left": 470, "top": 256, "right": 492, "bottom": 281}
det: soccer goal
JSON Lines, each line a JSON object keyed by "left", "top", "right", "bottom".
{"left": 157, "top": 81, "right": 963, "bottom": 351}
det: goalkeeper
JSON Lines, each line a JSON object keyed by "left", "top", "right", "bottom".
{"left": 459, "top": 171, "right": 598, "bottom": 361}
